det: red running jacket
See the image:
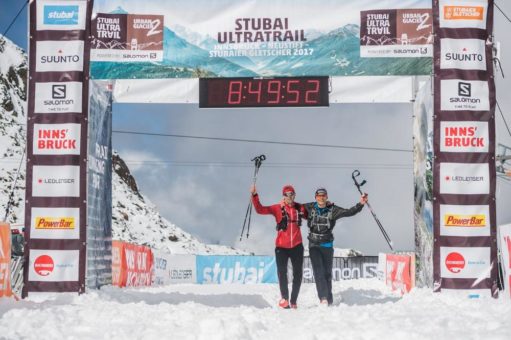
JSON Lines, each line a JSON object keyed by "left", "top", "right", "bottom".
{"left": 251, "top": 194, "right": 307, "bottom": 248}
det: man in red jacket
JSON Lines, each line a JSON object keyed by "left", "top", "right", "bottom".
{"left": 250, "top": 184, "right": 307, "bottom": 309}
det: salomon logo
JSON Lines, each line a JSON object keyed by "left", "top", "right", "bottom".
{"left": 44, "top": 5, "right": 79, "bottom": 25}
{"left": 458, "top": 82, "right": 471, "bottom": 97}
{"left": 52, "top": 85, "right": 66, "bottom": 99}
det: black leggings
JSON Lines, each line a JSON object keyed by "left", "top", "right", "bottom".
{"left": 309, "top": 246, "right": 334, "bottom": 304}
{"left": 275, "top": 244, "right": 304, "bottom": 304}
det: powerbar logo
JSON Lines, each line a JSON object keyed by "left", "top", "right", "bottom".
{"left": 43, "top": 5, "right": 79, "bottom": 25}
{"left": 444, "top": 215, "right": 486, "bottom": 227}
{"left": 35, "top": 217, "right": 75, "bottom": 230}
{"left": 443, "top": 6, "right": 484, "bottom": 20}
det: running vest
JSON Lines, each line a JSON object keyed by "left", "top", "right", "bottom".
{"left": 276, "top": 204, "right": 303, "bottom": 231}
{"left": 307, "top": 206, "right": 334, "bottom": 243}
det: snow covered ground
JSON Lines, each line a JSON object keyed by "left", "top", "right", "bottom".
{"left": 1, "top": 279, "right": 510, "bottom": 340}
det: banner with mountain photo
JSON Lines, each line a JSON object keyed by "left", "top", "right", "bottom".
{"left": 90, "top": 0, "right": 432, "bottom": 79}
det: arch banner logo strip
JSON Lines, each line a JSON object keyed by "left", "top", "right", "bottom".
{"left": 23, "top": 0, "right": 93, "bottom": 296}
{"left": 432, "top": 0, "right": 498, "bottom": 297}
{"left": 89, "top": 0, "right": 432, "bottom": 80}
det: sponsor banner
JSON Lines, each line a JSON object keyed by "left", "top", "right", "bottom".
{"left": 440, "top": 79, "right": 490, "bottom": 111}
{"left": 439, "top": 162, "right": 489, "bottom": 195}
{"left": 439, "top": 0, "right": 488, "bottom": 29}
{"left": 91, "top": 13, "right": 164, "bottom": 62}
{"left": 440, "top": 38, "right": 486, "bottom": 71}
{"left": 152, "top": 250, "right": 172, "bottom": 285}
{"left": 111, "top": 240, "right": 123, "bottom": 286}
{"left": 385, "top": 253, "right": 415, "bottom": 295}
{"left": 360, "top": 9, "right": 432, "bottom": 58}
{"left": 497, "top": 224, "right": 511, "bottom": 298}
{"left": 440, "top": 204, "right": 490, "bottom": 237}
{"left": 34, "top": 82, "right": 83, "bottom": 114}
{"left": 30, "top": 207, "right": 80, "bottom": 239}
{"left": 196, "top": 256, "right": 277, "bottom": 284}
{"left": 32, "top": 165, "right": 80, "bottom": 197}
{"left": 33, "top": 123, "right": 81, "bottom": 155}
{"left": 36, "top": 0, "right": 87, "bottom": 31}
{"left": 111, "top": 241, "right": 153, "bottom": 287}
{"left": 28, "top": 249, "right": 80, "bottom": 282}
{"left": 35, "top": 40, "right": 84, "bottom": 72}
{"left": 167, "top": 255, "right": 196, "bottom": 284}
{"left": 440, "top": 246, "right": 491, "bottom": 279}
{"left": 302, "top": 256, "right": 378, "bottom": 282}
{"left": 440, "top": 121, "right": 488, "bottom": 153}
{"left": 91, "top": 0, "right": 432, "bottom": 79}
{"left": 0, "top": 223, "right": 12, "bottom": 298}
{"left": 86, "top": 81, "right": 113, "bottom": 289}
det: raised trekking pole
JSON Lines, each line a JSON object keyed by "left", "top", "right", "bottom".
{"left": 240, "top": 154, "right": 266, "bottom": 241}
{"left": 351, "top": 170, "right": 394, "bottom": 251}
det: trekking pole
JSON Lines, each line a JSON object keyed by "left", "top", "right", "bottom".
{"left": 351, "top": 170, "right": 394, "bottom": 251}
{"left": 240, "top": 154, "right": 266, "bottom": 241}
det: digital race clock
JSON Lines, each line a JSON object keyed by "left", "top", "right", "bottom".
{"left": 199, "top": 76, "right": 329, "bottom": 108}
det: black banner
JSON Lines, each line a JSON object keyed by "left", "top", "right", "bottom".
{"left": 23, "top": 0, "right": 93, "bottom": 297}
{"left": 432, "top": 0, "right": 498, "bottom": 297}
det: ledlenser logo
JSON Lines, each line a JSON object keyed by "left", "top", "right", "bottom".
{"left": 35, "top": 217, "right": 75, "bottom": 230}
{"left": 44, "top": 5, "right": 79, "bottom": 25}
{"left": 445, "top": 252, "right": 465, "bottom": 273}
{"left": 37, "top": 178, "right": 75, "bottom": 184}
{"left": 444, "top": 175, "right": 484, "bottom": 182}
{"left": 444, "top": 215, "right": 486, "bottom": 227}
{"left": 34, "top": 255, "right": 54, "bottom": 276}
{"left": 443, "top": 6, "right": 484, "bottom": 21}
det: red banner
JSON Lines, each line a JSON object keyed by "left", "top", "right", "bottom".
{"left": 0, "top": 223, "right": 13, "bottom": 298}
{"left": 111, "top": 241, "right": 153, "bottom": 287}
{"left": 385, "top": 254, "right": 415, "bottom": 295}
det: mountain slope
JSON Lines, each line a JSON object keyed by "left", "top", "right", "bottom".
{"left": 0, "top": 35, "right": 244, "bottom": 254}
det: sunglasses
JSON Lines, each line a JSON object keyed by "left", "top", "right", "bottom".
{"left": 316, "top": 194, "right": 327, "bottom": 198}
{"left": 283, "top": 192, "right": 296, "bottom": 197}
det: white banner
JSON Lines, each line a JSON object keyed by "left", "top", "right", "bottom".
{"left": 33, "top": 123, "right": 81, "bottom": 155}
{"left": 28, "top": 249, "right": 80, "bottom": 282}
{"left": 440, "top": 38, "right": 486, "bottom": 71}
{"left": 168, "top": 255, "right": 196, "bottom": 284}
{"left": 36, "top": 40, "right": 85, "bottom": 72}
{"left": 34, "top": 82, "right": 83, "bottom": 114}
{"left": 30, "top": 207, "right": 80, "bottom": 240}
{"left": 439, "top": 162, "right": 490, "bottom": 195}
{"left": 36, "top": 0, "right": 88, "bottom": 31}
{"left": 32, "top": 165, "right": 80, "bottom": 197}
{"left": 439, "top": 0, "right": 488, "bottom": 29}
{"left": 440, "top": 204, "right": 490, "bottom": 237}
{"left": 151, "top": 250, "right": 172, "bottom": 285}
{"left": 440, "top": 121, "right": 488, "bottom": 153}
{"left": 440, "top": 79, "right": 490, "bottom": 111}
{"left": 440, "top": 246, "right": 491, "bottom": 279}
{"left": 498, "top": 224, "right": 511, "bottom": 299}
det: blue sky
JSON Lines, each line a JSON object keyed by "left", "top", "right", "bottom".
{"left": 2, "top": 0, "right": 511, "bottom": 255}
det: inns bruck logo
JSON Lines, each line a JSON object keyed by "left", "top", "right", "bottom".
{"left": 44, "top": 5, "right": 79, "bottom": 25}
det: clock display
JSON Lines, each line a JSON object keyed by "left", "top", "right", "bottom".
{"left": 199, "top": 77, "right": 329, "bottom": 108}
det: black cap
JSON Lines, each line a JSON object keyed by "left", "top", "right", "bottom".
{"left": 315, "top": 187, "right": 328, "bottom": 196}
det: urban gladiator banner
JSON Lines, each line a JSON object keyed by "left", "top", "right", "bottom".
{"left": 432, "top": 0, "right": 498, "bottom": 297}
{"left": 90, "top": 0, "right": 432, "bottom": 79}
{"left": 23, "top": 0, "right": 93, "bottom": 296}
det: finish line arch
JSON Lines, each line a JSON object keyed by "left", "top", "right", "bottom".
{"left": 22, "top": 0, "right": 499, "bottom": 298}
